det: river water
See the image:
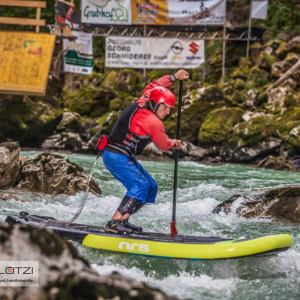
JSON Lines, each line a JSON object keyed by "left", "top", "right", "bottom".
{"left": 1, "top": 151, "right": 300, "bottom": 300}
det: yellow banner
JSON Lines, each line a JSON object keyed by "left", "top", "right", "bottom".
{"left": 131, "top": 0, "right": 226, "bottom": 25}
{"left": 0, "top": 32, "right": 55, "bottom": 96}
{"left": 131, "top": 0, "right": 169, "bottom": 25}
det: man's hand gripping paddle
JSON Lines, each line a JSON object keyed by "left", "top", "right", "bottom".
{"left": 171, "top": 80, "right": 183, "bottom": 235}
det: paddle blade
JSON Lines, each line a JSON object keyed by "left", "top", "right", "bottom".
{"left": 170, "top": 220, "right": 178, "bottom": 235}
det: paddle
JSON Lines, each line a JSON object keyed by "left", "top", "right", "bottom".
{"left": 171, "top": 80, "right": 183, "bottom": 235}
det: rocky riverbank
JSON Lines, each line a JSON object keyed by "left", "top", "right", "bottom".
{"left": 0, "top": 222, "right": 183, "bottom": 300}
{"left": 0, "top": 142, "right": 101, "bottom": 196}
{"left": 2, "top": 32, "right": 300, "bottom": 171}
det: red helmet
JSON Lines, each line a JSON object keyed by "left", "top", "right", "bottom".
{"left": 149, "top": 87, "right": 176, "bottom": 111}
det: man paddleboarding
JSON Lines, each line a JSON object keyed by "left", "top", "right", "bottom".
{"left": 97, "top": 69, "right": 189, "bottom": 234}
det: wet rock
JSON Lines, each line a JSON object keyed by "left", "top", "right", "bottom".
{"left": 179, "top": 142, "right": 209, "bottom": 160}
{"left": 109, "top": 98, "right": 123, "bottom": 111}
{"left": 234, "top": 78, "right": 245, "bottom": 90}
{"left": 247, "top": 67, "right": 269, "bottom": 88}
{"left": 232, "top": 57, "right": 252, "bottom": 80}
{"left": 285, "top": 52, "right": 299, "bottom": 65}
{"left": 41, "top": 132, "right": 83, "bottom": 151}
{"left": 213, "top": 186, "right": 300, "bottom": 223}
{"left": 0, "top": 95, "right": 62, "bottom": 147}
{"left": 230, "top": 115, "right": 279, "bottom": 148}
{"left": 271, "top": 60, "right": 292, "bottom": 79}
{"left": 288, "top": 125, "right": 300, "bottom": 152}
{"left": 63, "top": 86, "right": 116, "bottom": 118}
{"left": 257, "top": 155, "right": 296, "bottom": 171}
{"left": 104, "top": 69, "right": 140, "bottom": 96}
{"left": 0, "top": 223, "right": 181, "bottom": 300}
{"left": 292, "top": 36, "right": 300, "bottom": 44}
{"left": 0, "top": 193, "right": 24, "bottom": 202}
{"left": 275, "top": 41, "right": 290, "bottom": 60}
{"left": 267, "top": 85, "right": 291, "bottom": 108}
{"left": 244, "top": 89, "right": 258, "bottom": 107}
{"left": 277, "top": 32, "right": 290, "bottom": 42}
{"left": 249, "top": 42, "right": 263, "bottom": 63}
{"left": 17, "top": 153, "right": 101, "bottom": 196}
{"left": 142, "top": 143, "right": 163, "bottom": 157}
{"left": 255, "top": 51, "right": 277, "bottom": 72}
{"left": 55, "top": 111, "right": 81, "bottom": 132}
{"left": 264, "top": 46, "right": 274, "bottom": 55}
{"left": 165, "top": 85, "right": 225, "bottom": 144}
{"left": 198, "top": 108, "right": 244, "bottom": 147}
{"left": 212, "top": 195, "right": 254, "bottom": 214}
{"left": 229, "top": 140, "right": 281, "bottom": 163}
{"left": 264, "top": 40, "right": 281, "bottom": 50}
{"left": 0, "top": 142, "right": 21, "bottom": 190}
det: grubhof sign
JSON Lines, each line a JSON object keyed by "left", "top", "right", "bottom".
{"left": 105, "top": 37, "right": 205, "bottom": 69}
{"left": 81, "top": 0, "right": 226, "bottom": 25}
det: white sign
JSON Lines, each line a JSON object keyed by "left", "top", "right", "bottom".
{"left": 82, "top": 0, "right": 132, "bottom": 24}
{"left": 165, "top": 0, "right": 226, "bottom": 25}
{"left": 0, "top": 261, "right": 39, "bottom": 287}
{"left": 105, "top": 37, "right": 205, "bottom": 69}
{"left": 251, "top": 0, "right": 268, "bottom": 19}
{"left": 63, "top": 30, "right": 93, "bottom": 74}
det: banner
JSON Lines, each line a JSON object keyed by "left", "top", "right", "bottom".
{"left": 82, "top": 0, "right": 132, "bottom": 25}
{"left": 63, "top": 31, "right": 93, "bottom": 74}
{"left": 251, "top": 0, "right": 268, "bottom": 19}
{"left": 55, "top": 1, "right": 81, "bottom": 29}
{"left": 105, "top": 37, "right": 205, "bottom": 69}
{"left": 132, "top": 0, "right": 226, "bottom": 25}
{"left": 81, "top": 0, "right": 226, "bottom": 25}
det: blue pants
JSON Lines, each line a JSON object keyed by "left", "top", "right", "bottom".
{"left": 102, "top": 149, "right": 158, "bottom": 203}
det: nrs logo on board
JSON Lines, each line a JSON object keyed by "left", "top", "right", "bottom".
{"left": 119, "top": 242, "right": 149, "bottom": 252}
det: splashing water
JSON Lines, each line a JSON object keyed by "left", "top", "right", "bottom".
{"left": 1, "top": 151, "right": 300, "bottom": 300}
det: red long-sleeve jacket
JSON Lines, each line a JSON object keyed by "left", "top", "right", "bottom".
{"left": 130, "top": 76, "right": 175, "bottom": 151}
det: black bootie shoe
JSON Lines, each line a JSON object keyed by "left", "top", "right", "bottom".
{"left": 105, "top": 219, "right": 133, "bottom": 235}
{"left": 121, "top": 219, "right": 143, "bottom": 233}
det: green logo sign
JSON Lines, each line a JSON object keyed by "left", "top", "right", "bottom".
{"left": 84, "top": 0, "right": 129, "bottom": 22}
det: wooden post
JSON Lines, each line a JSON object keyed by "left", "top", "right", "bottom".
{"left": 0, "top": 1, "right": 46, "bottom": 31}
{"left": 246, "top": 0, "right": 253, "bottom": 57}
{"left": 222, "top": 0, "right": 227, "bottom": 78}
{"left": 36, "top": 7, "right": 41, "bottom": 33}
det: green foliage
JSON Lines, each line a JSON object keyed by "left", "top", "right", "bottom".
{"left": 0, "top": 0, "right": 80, "bottom": 32}
{"left": 252, "top": 0, "right": 300, "bottom": 34}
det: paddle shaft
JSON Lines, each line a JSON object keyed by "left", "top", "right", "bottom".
{"left": 172, "top": 80, "right": 183, "bottom": 225}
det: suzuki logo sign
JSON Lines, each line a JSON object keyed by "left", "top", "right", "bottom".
{"left": 189, "top": 42, "right": 199, "bottom": 54}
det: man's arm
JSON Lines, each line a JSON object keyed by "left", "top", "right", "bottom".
{"left": 137, "top": 70, "right": 190, "bottom": 105}
{"left": 149, "top": 122, "right": 176, "bottom": 151}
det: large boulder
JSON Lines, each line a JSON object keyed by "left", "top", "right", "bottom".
{"left": 0, "top": 223, "right": 181, "bottom": 300}
{"left": 212, "top": 186, "right": 300, "bottom": 223}
{"left": 230, "top": 115, "right": 279, "bottom": 147}
{"left": 103, "top": 69, "right": 140, "bottom": 97}
{"left": 165, "top": 85, "right": 225, "bottom": 144}
{"left": 63, "top": 86, "right": 116, "bottom": 118}
{"left": 0, "top": 96, "right": 62, "bottom": 147}
{"left": 257, "top": 155, "right": 296, "bottom": 171}
{"left": 255, "top": 51, "right": 277, "bottom": 72}
{"left": 288, "top": 125, "right": 300, "bottom": 152}
{"left": 17, "top": 153, "right": 101, "bottom": 196}
{"left": 271, "top": 60, "right": 292, "bottom": 79}
{"left": 41, "top": 132, "right": 83, "bottom": 151}
{"left": 55, "top": 111, "right": 81, "bottom": 132}
{"left": 0, "top": 142, "right": 21, "bottom": 190}
{"left": 226, "top": 140, "right": 282, "bottom": 163}
{"left": 198, "top": 107, "right": 244, "bottom": 147}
